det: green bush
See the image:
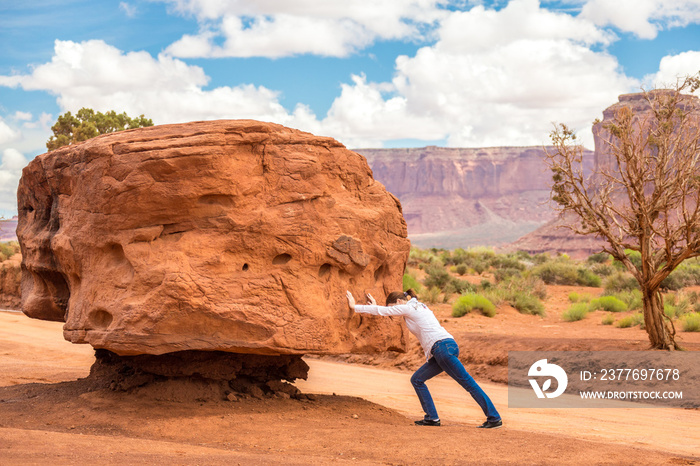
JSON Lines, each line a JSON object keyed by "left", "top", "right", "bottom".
{"left": 423, "top": 286, "right": 441, "bottom": 304}
{"left": 607, "top": 289, "right": 643, "bottom": 311}
{"left": 591, "top": 263, "right": 615, "bottom": 277}
{"left": 660, "top": 273, "right": 684, "bottom": 291}
{"left": 568, "top": 292, "right": 580, "bottom": 303}
{"left": 452, "top": 293, "right": 496, "bottom": 318}
{"left": 587, "top": 252, "right": 610, "bottom": 264}
{"left": 613, "top": 249, "right": 642, "bottom": 270}
{"left": 531, "top": 261, "right": 601, "bottom": 287}
{"left": 0, "top": 241, "right": 20, "bottom": 262}
{"left": 682, "top": 313, "right": 700, "bottom": 332}
{"left": 423, "top": 265, "right": 451, "bottom": 290}
{"left": 403, "top": 273, "right": 425, "bottom": 294}
{"left": 589, "top": 296, "right": 627, "bottom": 313}
{"left": 602, "top": 314, "right": 615, "bottom": 325}
{"left": 531, "top": 261, "right": 578, "bottom": 285}
{"left": 603, "top": 272, "right": 639, "bottom": 293}
{"left": 494, "top": 267, "right": 523, "bottom": 282}
{"left": 577, "top": 268, "right": 602, "bottom": 287}
{"left": 512, "top": 293, "right": 546, "bottom": 317}
{"left": 562, "top": 303, "right": 589, "bottom": 322}
{"left": 455, "top": 264, "right": 468, "bottom": 276}
{"left": 616, "top": 313, "right": 644, "bottom": 328}
{"left": 447, "top": 278, "right": 474, "bottom": 295}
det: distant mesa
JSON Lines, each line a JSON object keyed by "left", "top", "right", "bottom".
{"left": 357, "top": 146, "right": 594, "bottom": 249}
{"left": 16, "top": 120, "right": 410, "bottom": 392}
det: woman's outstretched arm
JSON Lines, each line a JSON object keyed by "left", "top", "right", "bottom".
{"left": 347, "top": 291, "right": 411, "bottom": 316}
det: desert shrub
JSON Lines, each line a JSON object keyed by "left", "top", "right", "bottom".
{"left": 606, "top": 289, "right": 642, "bottom": 310}
{"left": 451, "top": 248, "right": 468, "bottom": 265}
{"left": 423, "top": 265, "right": 451, "bottom": 290}
{"left": 589, "top": 296, "right": 627, "bottom": 313}
{"left": 664, "top": 303, "right": 678, "bottom": 320}
{"left": 661, "top": 261, "right": 700, "bottom": 290}
{"left": 660, "top": 273, "right": 684, "bottom": 291}
{"left": 512, "top": 292, "right": 546, "bottom": 317}
{"left": 410, "top": 247, "right": 444, "bottom": 270}
{"left": 481, "top": 286, "right": 507, "bottom": 306}
{"left": 587, "top": 252, "right": 610, "bottom": 264}
{"left": 423, "top": 286, "right": 441, "bottom": 304}
{"left": 491, "top": 255, "right": 525, "bottom": 271}
{"left": 602, "top": 314, "right": 615, "bottom": 325}
{"left": 613, "top": 249, "right": 642, "bottom": 270}
{"left": 562, "top": 303, "right": 589, "bottom": 322}
{"left": 455, "top": 263, "right": 468, "bottom": 276}
{"left": 452, "top": 293, "right": 496, "bottom": 318}
{"left": 578, "top": 269, "right": 602, "bottom": 287}
{"left": 569, "top": 292, "right": 594, "bottom": 303}
{"left": 494, "top": 267, "right": 522, "bottom": 282}
{"left": 591, "top": 263, "right": 615, "bottom": 277}
{"left": 531, "top": 261, "right": 578, "bottom": 284}
{"left": 666, "top": 293, "right": 690, "bottom": 317}
{"left": 616, "top": 313, "right": 644, "bottom": 328}
{"left": 531, "top": 253, "right": 550, "bottom": 265}
{"left": 403, "top": 273, "right": 425, "bottom": 295}
{"left": 0, "top": 241, "right": 20, "bottom": 262}
{"left": 443, "top": 277, "right": 474, "bottom": 296}
{"left": 531, "top": 260, "right": 601, "bottom": 287}
{"left": 681, "top": 313, "right": 700, "bottom": 332}
{"left": 603, "top": 272, "right": 639, "bottom": 293}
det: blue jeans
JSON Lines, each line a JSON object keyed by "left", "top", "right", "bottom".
{"left": 411, "top": 338, "right": 501, "bottom": 422}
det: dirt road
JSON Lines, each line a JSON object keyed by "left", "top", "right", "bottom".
{"left": 1, "top": 310, "right": 698, "bottom": 465}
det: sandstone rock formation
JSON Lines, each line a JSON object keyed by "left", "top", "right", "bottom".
{"left": 506, "top": 91, "right": 700, "bottom": 258}
{"left": 357, "top": 146, "right": 594, "bottom": 248}
{"left": 17, "top": 120, "right": 410, "bottom": 358}
{"left": 0, "top": 254, "right": 21, "bottom": 309}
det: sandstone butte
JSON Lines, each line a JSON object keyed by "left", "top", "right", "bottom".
{"left": 17, "top": 120, "right": 411, "bottom": 358}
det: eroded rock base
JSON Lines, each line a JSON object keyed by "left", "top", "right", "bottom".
{"left": 87, "top": 349, "right": 311, "bottom": 402}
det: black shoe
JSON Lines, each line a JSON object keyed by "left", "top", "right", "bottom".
{"left": 477, "top": 419, "right": 502, "bottom": 429}
{"left": 414, "top": 419, "right": 441, "bottom": 426}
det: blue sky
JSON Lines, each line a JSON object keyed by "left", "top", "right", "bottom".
{"left": 1, "top": 0, "right": 699, "bottom": 216}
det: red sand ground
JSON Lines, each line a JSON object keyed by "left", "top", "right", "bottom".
{"left": 1, "top": 283, "right": 699, "bottom": 464}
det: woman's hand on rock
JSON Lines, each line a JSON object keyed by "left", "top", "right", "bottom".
{"left": 346, "top": 290, "right": 356, "bottom": 310}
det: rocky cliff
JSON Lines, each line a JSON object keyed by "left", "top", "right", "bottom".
{"left": 356, "top": 146, "right": 594, "bottom": 248}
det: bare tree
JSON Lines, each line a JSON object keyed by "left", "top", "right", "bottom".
{"left": 545, "top": 75, "right": 700, "bottom": 350}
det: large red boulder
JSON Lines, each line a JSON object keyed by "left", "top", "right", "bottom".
{"left": 17, "top": 120, "right": 410, "bottom": 356}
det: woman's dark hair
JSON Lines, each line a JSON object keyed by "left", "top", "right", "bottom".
{"left": 386, "top": 288, "right": 418, "bottom": 306}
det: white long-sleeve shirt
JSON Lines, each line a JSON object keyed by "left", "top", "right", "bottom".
{"left": 354, "top": 298, "right": 453, "bottom": 361}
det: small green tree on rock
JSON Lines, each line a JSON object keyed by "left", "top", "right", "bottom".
{"left": 46, "top": 107, "right": 153, "bottom": 150}
{"left": 544, "top": 75, "right": 700, "bottom": 350}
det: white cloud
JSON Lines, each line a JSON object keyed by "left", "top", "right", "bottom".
{"left": 13, "top": 111, "right": 32, "bottom": 121}
{"left": 0, "top": 40, "right": 309, "bottom": 128}
{"left": 580, "top": 0, "right": 700, "bottom": 39}
{"left": 325, "top": 0, "right": 636, "bottom": 148}
{"left": 0, "top": 119, "right": 20, "bottom": 146}
{"left": 643, "top": 51, "right": 700, "bottom": 88}
{"left": 161, "top": 0, "right": 448, "bottom": 58}
{"left": 0, "top": 148, "right": 28, "bottom": 215}
{"left": 119, "top": 2, "right": 138, "bottom": 18}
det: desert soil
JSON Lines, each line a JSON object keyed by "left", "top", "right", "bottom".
{"left": 1, "top": 284, "right": 699, "bottom": 465}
